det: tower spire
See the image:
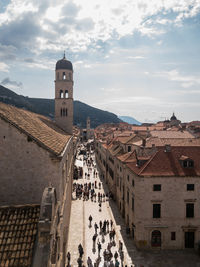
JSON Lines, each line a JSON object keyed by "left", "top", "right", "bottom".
{"left": 63, "top": 50, "right": 66, "bottom": 59}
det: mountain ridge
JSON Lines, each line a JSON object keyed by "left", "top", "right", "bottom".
{"left": 0, "top": 85, "right": 121, "bottom": 128}
{"left": 118, "top": 115, "right": 141, "bottom": 125}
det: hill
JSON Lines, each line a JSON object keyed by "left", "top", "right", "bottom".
{"left": 118, "top": 115, "right": 141, "bottom": 125}
{"left": 0, "top": 85, "right": 121, "bottom": 128}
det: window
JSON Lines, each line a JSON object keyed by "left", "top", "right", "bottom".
{"left": 60, "top": 90, "right": 63, "bottom": 98}
{"left": 171, "top": 232, "right": 176, "bottom": 241}
{"left": 127, "top": 191, "right": 129, "bottom": 204}
{"left": 65, "top": 90, "right": 68, "bottom": 98}
{"left": 153, "top": 204, "right": 161, "bottom": 218}
{"left": 132, "top": 179, "right": 134, "bottom": 187}
{"left": 127, "top": 175, "right": 129, "bottom": 181}
{"left": 153, "top": 184, "right": 161, "bottom": 191}
{"left": 128, "top": 145, "right": 131, "bottom": 152}
{"left": 120, "top": 167, "right": 122, "bottom": 172}
{"left": 182, "top": 160, "right": 194, "bottom": 168}
{"left": 188, "top": 161, "right": 194, "bottom": 167}
{"left": 186, "top": 203, "right": 194, "bottom": 218}
{"left": 132, "top": 197, "right": 134, "bottom": 211}
{"left": 63, "top": 72, "right": 66, "bottom": 80}
{"left": 187, "top": 184, "right": 194, "bottom": 191}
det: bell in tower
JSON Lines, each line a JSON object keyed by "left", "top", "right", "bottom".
{"left": 55, "top": 52, "right": 73, "bottom": 134}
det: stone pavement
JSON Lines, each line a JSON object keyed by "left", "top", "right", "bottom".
{"left": 66, "top": 144, "right": 200, "bottom": 267}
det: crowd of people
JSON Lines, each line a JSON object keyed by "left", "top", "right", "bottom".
{"left": 66, "top": 141, "right": 129, "bottom": 267}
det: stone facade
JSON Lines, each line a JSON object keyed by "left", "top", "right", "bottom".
{"left": 95, "top": 129, "right": 200, "bottom": 250}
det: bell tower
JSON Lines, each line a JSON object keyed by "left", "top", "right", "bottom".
{"left": 55, "top": 53, "right": 73, "bottom": 134}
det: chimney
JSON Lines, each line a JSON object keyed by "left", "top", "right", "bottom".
{"left": 165, "top": 144, "right": 171, "bottom": 152}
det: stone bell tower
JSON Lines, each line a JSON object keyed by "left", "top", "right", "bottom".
{"left": 55, "top": 53, "right": 73, "bottom": 134}
{"left": 86, "top": 117, "right": 91, "bottom": 140}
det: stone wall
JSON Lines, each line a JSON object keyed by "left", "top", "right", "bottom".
{"left": 0, "top": 118, "right": 62, "bottom": 205}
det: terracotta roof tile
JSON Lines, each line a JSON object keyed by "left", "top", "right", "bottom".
{"left": 0, "top": 103, "right": 71, "bottom": 156}
{"left": 145, "top": 137, "right": 200, "bottom": 147}
{"left": 127, "top": 147, "right": 200, "bottom": 177}
{"left": 0, "top": 205, "right": 40, "bottom": 267}
{"left": 150, "top": 130, "right": 194, "bottom": 139}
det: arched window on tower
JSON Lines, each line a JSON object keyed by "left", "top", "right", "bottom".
{"left": 65, "top": 90, "right": 68, "bottom": 98}
{"left": 60, "top": 109, "right": 63, "bottom": 116}
{"left": 69, "top": 73, "right": 72, "bottom": 80}
{"left": 63, "top": 108, "right": 66, "bottom": 116}
{"left": 60, "top": 90, "right": 63, "bottom": 98}
{"left": 65, "top": 108, "right": 68, "bottom": 116}
{"left": 57, "top": 72, "right": 59, "bottom": 80}
{"left": 63, "top": 72, "right": 66, "bottom": 80}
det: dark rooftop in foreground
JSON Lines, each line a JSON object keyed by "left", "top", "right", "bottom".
{"left": 0, "top": 204, "right": 40, "bottom": 267}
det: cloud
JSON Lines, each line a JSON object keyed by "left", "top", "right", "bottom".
{"left": 1, "top": 77, "right": 23, "bottom": 89}
{"left": 0, "top": 44, "right": 16, "bottom": 61}
{"left": 1, "top": 0, "right": 199, "bottom": 54}
{"left": 0, "top": 12, "right": 41, "bottom": 49}
{"left": 155, "top": 69, "right": 200, "bottom": 88}
{"left": 0, "top": 62, "right": 9, "bottom": 72}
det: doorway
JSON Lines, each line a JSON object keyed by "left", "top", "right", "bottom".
{"left": 151, "top": 230, "right": 161, "bottom": 247}
{"left": 185, "top": 231, "right": 194, "bottom": 248}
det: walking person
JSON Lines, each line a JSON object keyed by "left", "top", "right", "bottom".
{"left": 106, "top": 220, "right": 109, "bottom": 232}
{"left": 89, "top": 215, "right": 93, "bottom": 227}
{"left": 97, "top": 241, "right": 102, "bottom": 257}
{"left": 113, "top": 229, "right": 116, "bottom": 241}
{"left": 99, "top": 220, "right": 102, "bottom": 233}
{"left": 87, "top": 256, "right": 93, "bottom": 267}
{"left": 110, "top": 219, "right": 113, "bottom": 230}
{"left": 78, "top": 243, "right": 84, "bottom": 258}
{"left": 66, "top": 251, "right": 71, "bottom": 267}
{"left": 94, "top": 222, "right": 99, "bottom": 235}
{"left": 77, "top": 257, "right": 83, "bottom": 267}
{"left": 114, "top": 251, "right": 118, "bottom": 260}
{"left": 99, "top": 202, "right": 101, "bottom": 212}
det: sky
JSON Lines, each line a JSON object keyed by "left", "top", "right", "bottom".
{"left": 0, "top": 0, "right": 200, "bottom": 123}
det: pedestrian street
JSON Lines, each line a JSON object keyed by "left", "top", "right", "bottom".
{"left": 66, "top": 143, "right": 132, "bottom": 267}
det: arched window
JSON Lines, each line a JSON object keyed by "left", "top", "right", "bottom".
{"left": 63, "top": 108, "right": 66, "bottom": 116}
{"left": 65, "top": 108, "right": 68, "bottom": 116}
{"left": 60, "top": 90, "right": 63, "bottom": 98}
{"left": 60, "top": 109, "right": 62, "bottom": 116}
{"left": 151, "top": 230, "right": 161, "bottom": 247}
{"left": 69, "top": 73, "right": 72, "bottom": 80}
{"left": 65, "top": 90, "right": 68, "bottom": 98}
{"left": 63, "top": 72, "right": 66, "bottom": 80}
{"left": 57, "top": 72, "right": 59, "bottom": 80}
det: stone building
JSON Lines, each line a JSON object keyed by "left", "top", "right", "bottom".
{"left": 55, "top": 53, "right": 73, "bottom": 135}
{"left": 95, "top": 124, "right": 200, "bottom": 250}
{"left": 0, "top": 56, "right": 74, "bottom": 266}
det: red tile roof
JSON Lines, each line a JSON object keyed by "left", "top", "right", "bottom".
{"left": 150, "top": 130, "right": 194, "bottom": 139}
{"left": 127, "top": 147, "right": 200, "bottom": 177}
{"left": 0, "top": 103, "right": 71, "bottom": 156}
{"left": 0, "top": 205, "right": 40, "bottom": 267}
{"left": 145, "top": 137, "right": 200, "bottom": 147}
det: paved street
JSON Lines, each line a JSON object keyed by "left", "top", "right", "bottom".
{"left": 66, "top": 142, "right": 200, "bottom": 267}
